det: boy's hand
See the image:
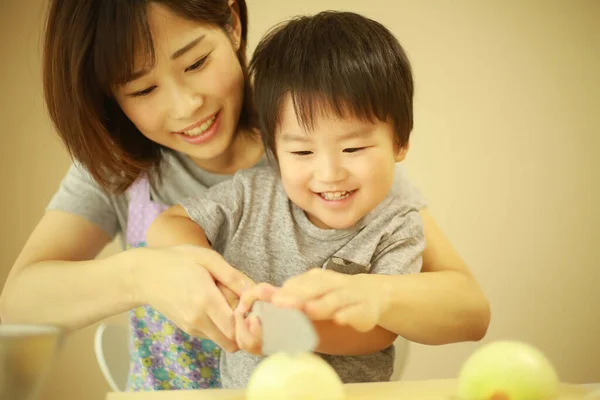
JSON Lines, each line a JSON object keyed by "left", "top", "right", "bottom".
{"left": 271, "top": 269, "right": 389, "bottom": 333}
{"left": 234, "top": 282, "right": 278, "bottom": 316}
{"left": 234, "top": 308, "right": 263, "bottom": 355}
{"left": 233, "top": 283, "right": 278, "bottom": 355}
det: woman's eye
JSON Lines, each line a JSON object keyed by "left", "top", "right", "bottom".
{"left": 343, "top": 147, "right": 366, "bottom": 153}
{"left": 185, "top": 55, "right": 209, "bottom": 72}
{"left": 130, "top": 86, "right": 156, "bottom": 97}
{"left": 292, "top": 151, "right": 313, "bottom": 156}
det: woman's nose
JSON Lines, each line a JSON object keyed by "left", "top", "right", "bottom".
{"left": 168, "top": 82, "right": 204, "bottom": 120}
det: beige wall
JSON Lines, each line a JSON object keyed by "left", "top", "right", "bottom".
{"left": 1, "top": 1, "right": 598, "bottom": 399}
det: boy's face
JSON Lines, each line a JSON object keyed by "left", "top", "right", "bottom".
{"left": 275, "top": 96, "right": 407, "bottom": 230}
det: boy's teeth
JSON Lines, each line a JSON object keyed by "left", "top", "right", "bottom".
{"left": 182, "top": 115, "right": 216, "bottom": 136}
{"left": 320, "top": 191, "right": 351, "bottom": 200}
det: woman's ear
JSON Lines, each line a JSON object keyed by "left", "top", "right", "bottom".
{"left": 395, "top": 140, "right": 410, "bottom": 162}
{"left": 228, "top": 0, "right": 242, "bottom": 51}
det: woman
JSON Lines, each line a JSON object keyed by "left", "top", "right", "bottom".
{"left": 0, "top": 0, "right": 490, "bottom": 391}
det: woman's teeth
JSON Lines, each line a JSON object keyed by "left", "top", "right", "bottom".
{"left": 320, "top": 191, "right": 352, "bottom": 200}
{"left": 182, "top": 115, "right": 216, "bottom": 136}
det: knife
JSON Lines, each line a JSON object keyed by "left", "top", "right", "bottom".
{"left": 249, "top": 301, "right": 318, "bottom": 355}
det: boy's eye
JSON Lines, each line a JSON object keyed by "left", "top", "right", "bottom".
{"left": 343, "top": 147, "right": 366, "bottom": 153}
{"left": 291, "top": 151, "right": 313, "bottom": 156}
{"left": 185, "top": 55, "right": 209, "bottom": 72}
{"left": 130, "top": 86, "right": 156, "bottom": 97}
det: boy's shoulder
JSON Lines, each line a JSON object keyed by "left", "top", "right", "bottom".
{"left": 365, "top": 190, "right": 422, "bottom": 231}
{"left": 326, "top": 191, "right": 424, "bottom": 275}
{"left": 226, "top": 165, "right": 286, "bottom": 205}
{"left": 203, "top": 164, "right": 279, "bottom": 193}
{"left": 358, "top": 190, "right": 425, "bottom": 250}
{"left": 233, "top": 164, "right": 279, "bottom": 181}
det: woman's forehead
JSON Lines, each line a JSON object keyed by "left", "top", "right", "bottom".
{"left": 122, "top": 4, "right": 223, "bottom": 77}
{"left": 146, "top": 3, "right": 221, "bottom": 51}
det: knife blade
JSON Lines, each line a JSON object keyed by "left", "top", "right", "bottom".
{"left": 249, "top": 301, "right": 318, "bottom": 355}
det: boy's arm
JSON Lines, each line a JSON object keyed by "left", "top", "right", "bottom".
{"left": 313, "top": 321, "right": 397, "bottom": 356}
{"left": 354, "top": 211, "right": 489, "bottom": 345}
{"left": 236, "top": 279, "right": 398, "bottom": 356}
{"left": 275, "top": 271, "right": 401, "bottom": 355}
{"left": 343, "top": 273, "right": 420, "bottom": 336}
{"left": 313, "top": 269, "right": 482, "bottom": 346}
{"left": 146, "top": 205, "right": 211, "bottom": 249}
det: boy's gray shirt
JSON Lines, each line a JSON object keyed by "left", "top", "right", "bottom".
{"left": 180, "top": 165, "right": 425, "bottom": 388}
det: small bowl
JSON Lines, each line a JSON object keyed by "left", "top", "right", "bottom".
{"left": 0, "top": 324, "right": 63, "bottom": 400}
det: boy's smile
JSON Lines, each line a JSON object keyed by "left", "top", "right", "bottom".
{"left": 275, "top": 95, "right": 407, "bottom": 230}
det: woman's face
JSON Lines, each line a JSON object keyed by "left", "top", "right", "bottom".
{"left": 113, "top": 3, "right": 245, "bottom": 169}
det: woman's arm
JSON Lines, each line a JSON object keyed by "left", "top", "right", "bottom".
{"left": 383, "top": 209, "right": 490, "bottom": 344}
{"left": 0, "top": 210, "right": 139, "bottom": 330}
{"left": 0, "top": 210, "right": 250, "bottom": 350}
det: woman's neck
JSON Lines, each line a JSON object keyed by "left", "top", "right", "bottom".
{"left": 190, "top": 129, "right": 264, "bottom": 175}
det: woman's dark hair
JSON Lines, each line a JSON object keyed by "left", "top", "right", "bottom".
{"left": 43, "top": 0, "right": 253, "bottom": 192}
{"left": 250, "top": 11, "right": 414, "bottom": 160}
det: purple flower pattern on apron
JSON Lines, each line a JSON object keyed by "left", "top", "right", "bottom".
{"left": 125, "top": 177, "right": 221, "bottom": 390}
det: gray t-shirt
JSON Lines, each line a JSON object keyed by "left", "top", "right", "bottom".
{"left": 180, "top": 165, "right": 425, "bottom": 388}
{"left": 46, "top": 151, "right": 269, "bottom": 248}
{"left": 46, "top": 150, "right": 426, "bottom": 249}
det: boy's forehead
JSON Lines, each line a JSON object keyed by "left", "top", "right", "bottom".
{"left": 277, "top": 93, "right": 364, "bottom": 131}
{"left": 276, "top": 108, "right": 379, "bottom": 142}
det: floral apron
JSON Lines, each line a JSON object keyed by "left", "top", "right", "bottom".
{"left": 125, "top": 177, "right": 221, "bottom": 390}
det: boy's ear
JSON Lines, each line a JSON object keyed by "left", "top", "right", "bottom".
{"left": 395, "top": 140, "right": 410, "bottom": 162}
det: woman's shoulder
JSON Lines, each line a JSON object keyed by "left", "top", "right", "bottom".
{"left": 46, "top": 162, "right": 124, "bottom": 238}
{"left": 152, "top": 151, "right": 271, "bottom": 204}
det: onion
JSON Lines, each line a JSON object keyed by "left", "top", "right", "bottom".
{"left": 457, "top": 341, "right": 560, "bottom": 400}
{"left": 246, "top": 352, "right": 345, "bottom": 400}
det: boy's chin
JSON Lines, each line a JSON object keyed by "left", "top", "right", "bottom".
{"left": 309, "top": 214, "right": 361, "bottom": 230}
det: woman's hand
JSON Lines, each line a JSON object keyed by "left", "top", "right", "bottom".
{"left": 217, "top": 273, "right": 256, "bottom": 315}
{"left": 133, "top": 245, "right": 250, "bottom": 352}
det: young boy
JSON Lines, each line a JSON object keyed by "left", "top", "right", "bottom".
{"left": 147, "top": 11, "right": 424, "bottom": 388}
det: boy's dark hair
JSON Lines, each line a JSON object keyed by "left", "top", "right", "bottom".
{"left": 250, "top": 11, "right": 414, "bottom": 159}
{"left": 43, "top": 0, "right": 254, "bottom": 192}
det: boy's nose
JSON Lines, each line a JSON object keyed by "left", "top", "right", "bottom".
{"left": 315, "top": 156, "right": 347, "bottom": 183}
